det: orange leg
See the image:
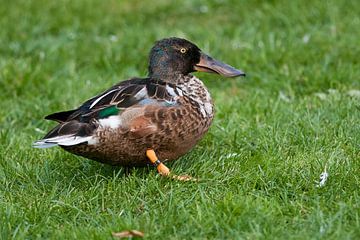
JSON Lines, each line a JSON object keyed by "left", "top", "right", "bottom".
{"left": 146, "top": 149, "right": 196, "bottom": 181}
{"left": 146, "top": 149, "right": 170, "bottom": 176}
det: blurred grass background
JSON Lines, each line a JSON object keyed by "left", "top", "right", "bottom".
{"left": 0, "top": 0, "right": 359, "bottom": 239}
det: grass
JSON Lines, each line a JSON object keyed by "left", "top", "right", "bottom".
{"left": 1, "top": 0, "right": 360, "bottom": 239}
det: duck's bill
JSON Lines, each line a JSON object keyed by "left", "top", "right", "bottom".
{"left": 194, "top": 52, "right": 246, "bottom": 78}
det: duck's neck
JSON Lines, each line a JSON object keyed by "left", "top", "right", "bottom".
{"left": 148, "top": 71, "right": 188, "bottom": 83}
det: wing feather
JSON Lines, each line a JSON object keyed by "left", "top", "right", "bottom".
{"left": 45, "top": 78, "right": 179, "bottom": 123}
{"left": 36, "top": 78, "right": 182, "bottom": 147}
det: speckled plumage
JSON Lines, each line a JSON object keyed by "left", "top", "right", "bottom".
{"left": 63, "top": 75, "right": 214, "bottom": 166}
{"left": 34, "top": 37, "right": 245, "bottom": 168}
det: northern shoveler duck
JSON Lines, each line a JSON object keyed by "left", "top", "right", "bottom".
{"left": 34, "top": 37, "right": 245, "bottom": 179}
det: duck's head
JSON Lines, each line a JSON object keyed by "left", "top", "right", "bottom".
{"left": 148, "top": 37, "right": 245, "bottom": 81}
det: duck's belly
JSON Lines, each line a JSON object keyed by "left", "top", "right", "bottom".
{"left": 63, "top": 106, "right": 214, "bottom": 166}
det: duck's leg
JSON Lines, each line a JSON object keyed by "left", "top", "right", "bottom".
{"left": 146, "top": 149, "right": 170, "bottom": 176}
{"left": 146, "top": 149, "right": 196, "bottom": 181}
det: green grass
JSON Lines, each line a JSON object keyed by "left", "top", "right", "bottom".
{"left": 1, "top": 0, "right": 360, "bottom": 239}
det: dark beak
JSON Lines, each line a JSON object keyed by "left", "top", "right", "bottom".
{"left": 194, "top": 52, "right": 246, "bottom": 77}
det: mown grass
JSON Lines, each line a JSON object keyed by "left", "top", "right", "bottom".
{"left": 0, "top": 0, "right": 359, "bottom": 239}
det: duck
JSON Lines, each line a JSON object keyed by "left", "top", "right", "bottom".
{"left": 34, "top": 37, "right": 245, "bottom": 179}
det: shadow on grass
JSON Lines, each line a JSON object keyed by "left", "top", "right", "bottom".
{"left": 42, "top": 151, "right": 162, "bottom": 188}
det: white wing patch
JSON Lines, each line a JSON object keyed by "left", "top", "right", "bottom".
{"left": 98, "top": 115, "right": 122, "bottom": 129}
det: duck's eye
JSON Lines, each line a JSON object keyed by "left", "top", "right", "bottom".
{"left": 180, "top": 48, "right": 187, "bottom": 54}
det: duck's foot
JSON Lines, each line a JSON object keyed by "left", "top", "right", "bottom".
{"left": 146, "top": 149, "right": 197, "bottom": 181}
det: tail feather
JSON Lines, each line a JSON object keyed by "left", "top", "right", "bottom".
{"left": 33, "top": 120, "right": 98, "bottom": 148}
{"left": 45, "top": 109, "right": 78, "bottom": 123}
{"left": 33, "top": 135, "right": 95, "bottom": 148}
{"left": 32, "top": 141, "right": 58, "bottom": 149}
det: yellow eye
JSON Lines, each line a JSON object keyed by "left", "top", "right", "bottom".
{"left": 180, "top": 48, "right": 187, "bottom": 53}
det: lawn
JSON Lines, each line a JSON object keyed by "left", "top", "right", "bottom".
{"left": 1, "top": 0, "right": 360, "bottom": 239}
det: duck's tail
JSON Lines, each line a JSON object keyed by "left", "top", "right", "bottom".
{"left": 33, "top": 135, "right": 95, "bottom": 148}
{"left": 33, "top": 120, "right": 98, "bottom": 148}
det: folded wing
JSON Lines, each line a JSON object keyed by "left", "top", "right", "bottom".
{"left": 33, "top": 78, "right": 181, "bottom": 148}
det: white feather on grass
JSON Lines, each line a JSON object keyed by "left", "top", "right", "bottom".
{"left": 317, "top": 166, "right": 329, "bottom": 187}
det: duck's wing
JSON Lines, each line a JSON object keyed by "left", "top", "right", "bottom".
{"left": 45, "top": 78, "right": 179, "bottom": 122}
{"left": 33, "top": 78, "right": 182, "bottom": 148}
